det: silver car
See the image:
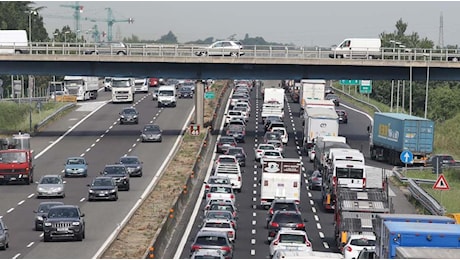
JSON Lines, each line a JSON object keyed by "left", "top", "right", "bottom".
{"left": 36, "top": 175, "right": 66, "bottom": 198}
{"left": 195, "top": 40, "right": 244, "bottom": 57}
{"left": 0, "top": 218, "right": 9, "bottom": 250}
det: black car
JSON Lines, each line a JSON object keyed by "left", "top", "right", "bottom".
{"left": 225, "top": 147, "right": 247, "bottom": 167}
{"left": 326, "top": 94, "right": 340, "bottom": 106}
{"left": 216, "top": 136, "right": 237, "bottom": 154}
{"left": 100, "top": 164, "right": 130, "bottom": 191}
{"left": 336, "top": 109, "right": 348, "bottom": 124}
{"left": 267, "top": 210, "right": 306, "bottom": 241}
{"left": 266, "top": 199, "right": 300, "bottom": 227}
{"left": 33, "top": 201, "right": 64, "bottom": 231}
{"left": 43, "top": 205, "right": 85, "bottom": 242}
{"left": 119, "top": 107, "right": 139, "bottom": 124}
{"left": 140, "top": 124, "right": 162, "bottom": 142}
{"left": 119, "top": 156, "right": 143, "bottom": 177}
{"left": 425, "top": 154, "right": 456, "bottom": 167}
{"left": 225, "top": 124, "right": 246, "bottom": 143}
{"left": 178, "top": 86, "right": 194, "bottom": 98}
{"left": 87, "top": 177, "right": 118, "bottom": 201}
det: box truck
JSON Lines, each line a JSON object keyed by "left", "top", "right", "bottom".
{"left": 302, "top": 107, "right": 339, "bottom": 152}
{"left": 299, "top": 79, "right": 326, "bottom": 109}
{"left": 329, "top": 38, "right": 381, "bottom": 59}
{"left": 369, "top": 113, "right": 434, "bottom": 166}
{"left": 63, "top": 76, "right": 99, "bottom": 101}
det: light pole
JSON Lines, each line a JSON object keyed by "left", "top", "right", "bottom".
{"left": 52, "top": 32, "right": 58, "bottom": 55}
{"left": 28, "top": 10, "right": 38, "bottom": 44}
{"left": 390, "top": 40, "right": 401, "bottom": 60}
{"left": 64, "top": 31, "right": 70, "bottom": 54}
{"left": 424, "top": 54, "right": 430, "bottom": 119}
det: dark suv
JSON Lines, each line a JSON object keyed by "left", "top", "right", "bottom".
{"left": 100, "top": 164, "right": 130, "bottom": 191}
{"left": 119, "top": 107, "right": 139, "bottom": 124}
{"left": 266, "top": 199, "right": 301, "bottom": 227}
{"left": 43, "top": 205, "right": 85, "bottom": 242}
{"left": 267, "top": 210, "right": 306, "bottom": 241}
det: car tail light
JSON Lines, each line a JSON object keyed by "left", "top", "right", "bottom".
{"left": 221, "top": 246, "right": 231, "bottom": 252}
{"left": 345, "top": 246, "right": 352, "bottom": 252}
{"left": 257, "top": 149, "right": 262, "bottom": 153}
{"left": 296, "top": 223, "right": 305, "bottom": 229}
{"left": 191, "top": 245, "right": 201, "bottom": 251}
{"left": 231, "top": 143, "right": 236, "bottom": 147}
{"left": 238, "top": 176, "right": 241, "bottom": 181}
{"left": 226, "top": 130, "right": 230, "bottom": 135}
{"left": 207, "top": 193, "right": 211, "bottom": 198}
{"left": 269, "top": 208, "right": 274, "bottom": 215}
{"left": 218, "top": 143, "right": 223, "bottom": 146}
{"left": 264, "top": 180, "right": 268, "bottom": 186}
{"left": 270, "top": 222, "right": 279, "bottom": 228}
{"left": 333, "top": 176, "right": 337, "bottom": 186}
{"left": 293, "top": 181, "right": 298, "bottom": 188}
{"left": 242, "top": 130, "right": 246, "bottom": 135}
{"left": 363, "top": 177, "right": 366, "bottom": 188}
{"left": 306, "top": 240, "right": 312, "bottom": 247}
{"left": 312, "top": 177, "right": 318, "bottom": 181}
{"left": 205, "top": 184, "right": 210, "bottom": 189}
{"left": 230, "top": 194, "right": 234, "bottom": 199}
{"left": 272, "top": 239, "right": 279, "bottom": 245}
{"left": 228, "top": 231, "right": 234, "bottom": 238}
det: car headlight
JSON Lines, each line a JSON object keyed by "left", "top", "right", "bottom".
{"left": 44, "top": 222, "right": 51, "bottom": 227}
{"left": 36, "top": 216, "right": 43, "bottom": 221}
{"left": 89, "top": 189, "right": 95, "bottom": 193}
{"left": 120, "top": 115, "right": 125, "bottom": 118}
{"left": 136, "top": 166, "right": 141, "bottom": 170}
{"left": 72, "top": 222, "right": 80, "bottom": 226}
{"left": 37, "top": 187, "right": 45, "bottom": 192}
{"left": 133, "top": 115, "right": 138, "bottom": 118}
{"left": 110, "top": 189, "right": 117, "bottom": 193}
{"left": 141, "top": 134, "right": 146, "bottom": 138}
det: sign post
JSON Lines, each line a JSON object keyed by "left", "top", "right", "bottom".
{"left": 400, "top": 150, "right": 413, "bottom": 173}
{"left": 433, "top": 174, "right": 450, "bottom": 207}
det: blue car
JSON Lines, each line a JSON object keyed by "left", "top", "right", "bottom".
{"left": 64, "top": 157, "right": 88, "bottom": 177}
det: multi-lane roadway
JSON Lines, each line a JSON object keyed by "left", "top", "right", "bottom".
{"left": 0, "top": 89, "right": 194, "bottom": 259}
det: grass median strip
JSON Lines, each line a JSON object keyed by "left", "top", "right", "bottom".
{"left": 101, "top": 82, "right": 227, "bottom": 259}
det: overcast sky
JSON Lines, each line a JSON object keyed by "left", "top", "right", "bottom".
{"left": 35, "top": 1, "right": 460, "bottom": 47}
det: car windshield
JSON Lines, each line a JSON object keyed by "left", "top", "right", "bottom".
{"left": 40, "top": 177, "right": 61, "bottom": 184}
{"left": 120, "top": 157, "right": 139, "bottom": 164}
{"left": 209, "top": 178, "right": 230, "bottom": 185}
{"left": 273, "top": 202, "right": 298, "bottom": 212}
{"left": 206, "top": 211, "right": 232, "bottom": 220}
{"left": 227, "top": 149, "right": 244, "bottom": 155}
{"left": 103, "top": 166, "right": 126, "bottom": 175}
{"left": 264, "top": 151, "right": 280, "bottom": 156}
{"left": 67, "top": 158, "right": 84, "bottom": 165}
{"left": 279, "top": 234, "right": 306, "bottom": 244}
{"left": 0, "top": 152, "right": 27, "bottom": 163}
{"left": 218, "top": 157, "right": 236, "bottom": 163}
{"left": 259, "top": 145, "right": 275, "bottom": 150}
{"left": 273, "top": 212, "right": 302, "bottom": 223}
{"left": 204, "top": 222, "right": 231, "bottom": 228}
{"left": 350, "top": 238, "right": 376, "bottom": 246}
{"left": 220, "top": 138, "right": 235, "bottom": 144}
{"left": 210, "top": 186, "right": 232, "bottom": 193}
{"left": 93, "top": 178, "right": 113, "bottom": 186}
{"left": 144, "top": 125, "right": 160, "bottom": 132}
{"left": 47, "top": 207, "right": 79, "bottom": 219}
{"left": 112, "top": 80, "right": 130, "bottom": 87}
{"left": 159, "top": 90, "right": 174, "bottom": 96}
{"left": 209, "top": 204, "right": 234, "bottom": 211}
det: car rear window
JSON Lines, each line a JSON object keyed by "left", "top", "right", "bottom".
{"left": 273, "top": 212, "right": 302, "bottom": 223}
{"left": 219, "top": 157, "right": 236, "bottom": 163}
{"left": 210, "top": 186, "right": 232, "bottom": 193}
{"left": 204, "top": 222, "right": 232, "bottom": 228}
{"left": 279, "top": 234, "right": 306, "bottom": 244}
{"left": 273, "top": 202, "right": 298, "bottom": 212}
{"left": 209, "top": 178, "right": 230, "bottom": 185}
{"left": 209, "top": 204, "right": 234, "bottom": 211}
{"left": 196, "top": 236, "right": 228, "bottom": 246}
{"left": 350, "top": 238, "right": 376, "bottom": 246}
{"left": 264, "top": 151, "right": 280, "bottom": 156}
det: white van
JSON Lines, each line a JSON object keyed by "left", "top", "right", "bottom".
{"left": 329, "top": 38, "right": 381, "bottom": 59}
{"left": 0, "top": 30, "right": 28, "bottom": 54}
{"left": 134, "top": 78, "right": 149, "bottom": 93}
{"left": 157, "top": 85, "right": 177, "bottom": 107}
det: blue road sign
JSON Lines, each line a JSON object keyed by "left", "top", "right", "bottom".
{"left": 400, "top": 150, "right": 413, "bottom": 164}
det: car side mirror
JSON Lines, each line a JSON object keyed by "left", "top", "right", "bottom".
{"left": 80, "top": 213, "right": 85, "bottom": 217}
{"left": 87, "top": 184, "right": 91, "bottom": 187}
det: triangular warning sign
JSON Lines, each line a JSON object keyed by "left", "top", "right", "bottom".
{"left": 433, "top": 174, "right": 450, "bottom": 190}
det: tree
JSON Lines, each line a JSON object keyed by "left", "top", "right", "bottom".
{"left": 155, "top": 31, "right": 178, "bottom": 44}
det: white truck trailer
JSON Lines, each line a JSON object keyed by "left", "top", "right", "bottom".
{"left": 260, "top": 158, "right": 302, "bottom": 208}
{"left": 300, "top": 79, "right": 326, "bottom": 109}
{"left": 263, "top": 87, "right": 285, "bottom": 108}
{"left": 302, "top": 107, "right": 339, "bottom": 152}
{"left": 63, "top": 76, "right": 99, "bottom": 101}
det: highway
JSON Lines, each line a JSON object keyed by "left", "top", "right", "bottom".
{"left": 0, "top": 89, "right": 194, "bottom": 259}
{"left": 176, "top": 80, "right": 414, "bottom": 258}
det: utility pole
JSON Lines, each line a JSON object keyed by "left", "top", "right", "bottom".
{"left": 438, "top": 12, "right": 444, "bottom": 48}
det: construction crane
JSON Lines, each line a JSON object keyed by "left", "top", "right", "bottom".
{"left": 84, "top": 7, "right": 133, "bottom": 42}
{"left": 59, "top": 1, "right": 84, "bottom": 39}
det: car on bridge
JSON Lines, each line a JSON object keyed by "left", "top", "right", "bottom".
{"left": 84, "top": 42, "right": 127, "bottom": 55}
{"left": 195, "top": 40, "right": 244, "bottom": 57}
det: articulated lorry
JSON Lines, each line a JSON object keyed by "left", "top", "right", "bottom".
{"left": 299, "top": 79, "right": 326, "bottom": 109}
{"left": 63, "top": 76, "right": 99, "bottom": 101}
{"left": 369, "top": 113, "right": 434, "bottom": 166}
{"left": 376, "top": 221, "right": 460, "bottom": 259}
{"left": 112, "top": 77, "right": 135, "bottom": 103}
{"left": 260, "top": 158, "right": 302, "bottom": 208}
{"left": 395, "top": 246, "right": 460, "bottom": 259}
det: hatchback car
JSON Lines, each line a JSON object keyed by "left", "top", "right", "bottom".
{"left": 87, "top": 176, "right": 118, "bottom": 201}
{"left": 200, "top": 219, "right": 237, "bottom": 242}
{"left": 100, "top": 164, "right": 130, "bottom": 191}
{"left": 204, "top": 201, "right": 238, "bottom": 219}
{"left": 267, "top": 210, "right": 307, "bottom": 241}
{"left": 33, "top": 201, "right": 64, "bottom": 231}
{"left": 307, "top": 170, "right": 322, "bottom": 190}
{"left": 178, "top": 86, "right": 194, "bottom": 98}
{"left": 326, "top": 94, "right": 340, "bottom": 106}
{"left": 336, "top": 109, "right": 348, "bottom": 124}
{"left": 206, "top": 184, "right": 235, "bottom": 205}
{"left": 260, "top": 150, "right": 283, "bottom": 165}
{"left": 342, "top": 234, "right": 376, "bottom": 259}
{"left": 195, "top": 40, "right": 244, "bottom": 57}
{"left": 269, "top": 229, "right": 312, "bottom": 257}
{"left": 203, "top": 210, "right": 238, "bottom": 230}
{"left": 225, "top": 147, "right": 247, "bottom": 167}
{"left": 204, "top": 176, "right": 232, "bottom": 198}
{"left": 119, "top": 107, "right": 139, "bottom": 124}
{"left": 266, "top": 199, "right": 301, "bottom": 227}
{"left": 254, "top": 143, "right": 277, "bottom": 162}
{"left": 216, "top": 136, "right": 237, "bottom": 154}
{"left": 190, "top": 230, "right": 233, "bottom": 258}
{"left": 119, "top": 156, "right": 143, "bottom": 177}
{"left": 140, "top": 124, "right": 162, "bottom": 142}
{"left": 0, "top": 218, "right": 9, "bottom": 250}
{"left": 263, "top": 131, "right": 283, "bottom": 144}
{"left": 36, "top": 175, "right": 66, "bottom": 198}
{"left": 225, "top": 124, "right": 246, "bottom": 143}
{"left": 64, "top": 156, "right": 88, "bottom": 178}
{"left": 425, "top": 154, "right": 456, "bottom": 167}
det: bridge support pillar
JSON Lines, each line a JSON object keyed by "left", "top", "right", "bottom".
{"left": 195, "top": 80, "right": 204, "bottom": 129}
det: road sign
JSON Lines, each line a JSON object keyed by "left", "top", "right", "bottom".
{"left": 204, "top": 91, "right": 215, "bottom": 99}
{"left": 190, "top": 125, "right": 200, "bottom": 136}
{"left": 339, "top": 80, "right": 361, "bottom": 85}
{"left": 359, "top": 80, "right": 372, "bottom": 94}
{"left": 433, "top": 174, "right": 450, "bottom": 190}
{"left": 400, "top": 150, "right": 413, "bottom": 164}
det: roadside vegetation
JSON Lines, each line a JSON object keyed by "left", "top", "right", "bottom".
{"left": 101, "top": 81, "right": 227, "bottom": 259}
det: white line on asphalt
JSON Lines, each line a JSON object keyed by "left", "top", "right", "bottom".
{"left": 251, "top": 239, "right": 256, "bottom": 245}
{"left": 18, "top": 200, "right": 25, "bottom": 205}
{"left": 253, "top": 190, "right": 257, "bottom": 195}
{"left": 80, "top": 153, "right": 85, "bottom": 157}
{"left": 6, "top": 208, "right": 14, "bottom": 213}
{"left": 312, "top": 207, "right": 317, "bottom": 213}
{"left": 80, "top": 198, "right": 85, "bottom": 202}
{"left": 253, "top": 212, "right": 256, "bottom": 217}
{"left": 85, "top": 148, "right": 90, "bottom": 152}
{"left": 251, "top": 249, "right": 256, "bottom": 256}
{"left": 252, "top": 220, "right": 256, "bottom": 225}
{"left": 34, "top": 101, "right": 108, "bottom": 160}
{"left": 26, "top": 242, "right": 34, "bottom": 248}
{"left": 314, "top": 215, "right": 319, "bottom": 221}
{"left": 252, "top": 229, "right": 256, "bottom": 234}
{"left": 323, "top": 242, "right": 330, "bottom": 249}
{"left": 317, "top": 223, "right": 322, "bottom": 229}
{"left": 319, "top": 232, "right": 324, "bottom": 238}
{"left": 27, "top": 194, "right": 34, "bottom": 199}
{"left": 91, "top": 143, "right": 95, "bottom": 147}
{"left": 95, "top": 138, "right": 100, "bottom": 142}
{"left": 128, "top": 149, "right": 132, "bottom": 153}
{"left": 100, "top": 134, "right": 104, "bottom": 138}
{"left": 310, "top": 200, "right": 314, "bottom": 205}
{"left": 12, "top": 254, "right": 21, "bottom": 259}
{"left": 253, "top": 197, "right": 257, "bottom": 202}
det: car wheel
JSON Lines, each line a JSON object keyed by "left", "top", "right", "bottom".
{"left": 35, "top": 224, "right": 41, "bottom": 231}
{"left": 75, "top": 233, "right": 83, "bottom": 241}
{"left": 44, "top": 234, "right": 51, "bottom": 242}
{"left": 0, "top": 244, "right": 5, "bottom": 250}
{"left": 114, "top": 194, "right": 118, "bottom": 201}
{"left": 230, "top": 52, "right": 238, "bottom": 57}
{"left": 88, "top": 197, "right": 92, "bottom": 202}
{"left": 82, "top": 230, "right": 85, "bottom": 239}
{"left": 120, "top": 121, "right": 123, "bottom": 125}
{"left": 125, "top": 184, "right": 130, "bottom": 191}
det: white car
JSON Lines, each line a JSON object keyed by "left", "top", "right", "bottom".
{"left": 195, "top": 40, "right": 244, "bottom": 57}
{"left": 342, "top": 234, "right": 376, "bottom": 259}
{"left": 190, "top": 249, "right": 224, "bottom": 259}
{"left": 254, "top": 143, "right": 276, "bottom": 161}
{"left": 269, "top": 229, "right": 313, "bottom": 257}
{"left": 234, "top": 101, "right": 251, "bottom": 114}
{"left": 214, "top": 155, "right": 238, "bottom": 169}
{"left": 36, "top": 175, "right": 66, "bottom": 198}
{"left": 205, "top": 184, "right": 236, "bottom": 205}
{"left": 225, "top": 110, "right": 244, "bottom": 125}
{"left": 271, "top": 127, "right": 288, "bottom": 145}
{"left": 260, "top": 150, "right": 284, "bottom": 167}
{"left": 200, "top": 218, "right": 237, "bottom": 242}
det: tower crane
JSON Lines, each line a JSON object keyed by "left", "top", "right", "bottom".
{"left": 84, "top": 7, "right": 133, "bottom": 42}
{"left": 59, "top": 1, "right": 84, "bottom": 39}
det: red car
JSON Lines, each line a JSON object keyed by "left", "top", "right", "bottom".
{"left": 149, "top": 78, "right": 159, "bottom": 87}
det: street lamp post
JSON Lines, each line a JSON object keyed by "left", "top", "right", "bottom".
{"left": 390, "top": 40, "right": 401, "bottom": 60}
{"left": 28, "top": 10, "right": 38, "bottom": 44}
{"left": 424, "top": 55, "right": 430, "bottom": 119}
{"left": 64, "top": 31, "right": 70, "bottom": 54}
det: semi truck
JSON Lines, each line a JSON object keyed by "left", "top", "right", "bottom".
{"left": 111, "top": 77, "right": 135, "bottom": 103}
{"left": 263, "top": 87, "right": 285, "bottom": 108}
{"left": 376, "top": 221, "right": 460, "bottom": 259}
{"left": 369, "top": 113, "right": 434, "bottom": 166}
{"left": 0, "top": 133, "right": 34, "bottom": 184}
{"left": 302, "top": 107, "right": 339, "bottom": 153}
{"left": 260, "top": 158, "right": 302, "bottom": 208}
{"left": 299, "top": 79, "right": 326, "bottom": 109}
{"left": 63, "top": 76, "right": 99, "bottom": 101}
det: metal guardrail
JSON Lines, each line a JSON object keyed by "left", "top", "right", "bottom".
{"left": 393, "top": 167, "right": 446, "bottom": 215}
{"left": 34, "top": 102, "right": 76, "bottom": 131}
{"left": 332, "top": 86, "right": 381, "bottom": 113}
{"left": 7, "top": 42, "right": 460, "bottom": 62}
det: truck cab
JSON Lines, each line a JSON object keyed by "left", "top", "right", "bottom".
{"left": 0, "top": 133, "right": 33, "bottom": 185}
{"left": 111, "top": 77, "right": 135, "bottom": 103}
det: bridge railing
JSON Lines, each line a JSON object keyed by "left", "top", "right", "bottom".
{"left": 16, "top": 42, "right": 460, "bottom": 62}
